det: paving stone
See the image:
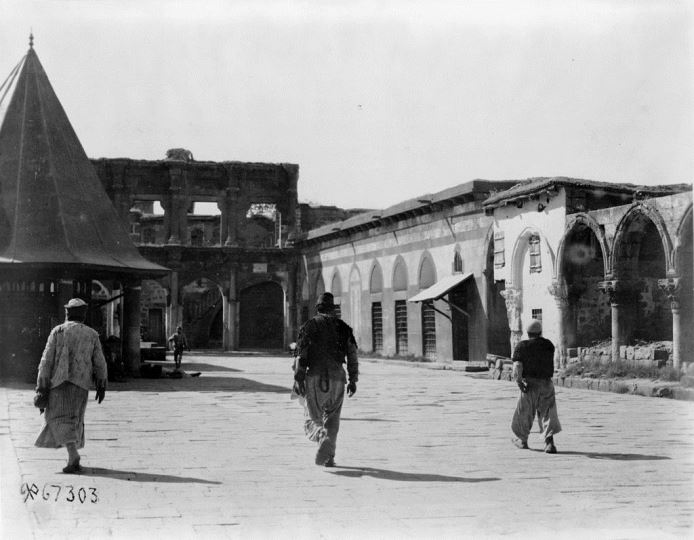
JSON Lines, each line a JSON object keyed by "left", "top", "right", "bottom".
{"left": 2, "top": 353, "right": 694, "bottom": 538}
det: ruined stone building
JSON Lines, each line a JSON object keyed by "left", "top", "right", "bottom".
{"left": 1, "top": 40, "right": 691, "bottom": 380}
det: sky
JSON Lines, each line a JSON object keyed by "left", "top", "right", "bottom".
{"left": 1, "top": 0, "right": 692, "bottom": 209}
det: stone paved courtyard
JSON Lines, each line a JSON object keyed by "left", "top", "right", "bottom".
{"left": 2, "top": 353, "right": 693, "bottom": 539}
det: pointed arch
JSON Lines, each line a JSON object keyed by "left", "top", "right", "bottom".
{"left": 369, "top": 261, "right": 383, "bottom": 293}
{"left": 418, "top": 251, "right": 437, "bottom": 289}
{"left": 674, "top": 203, "right": 693, "bottom": 276}
{"left": 557, "top": 213, "right": 610, "bottom": 280}
{"left": 509, "top": 228, "right": 556, "bottom": 288}
{"left": 392, "top": 255, "right": 408, "bottom": 291}
{"left": 612, "top": 202, "right": 674, "bottom": 277}
{"left": 330, "top": 269, "right": 343, "bottom": 297}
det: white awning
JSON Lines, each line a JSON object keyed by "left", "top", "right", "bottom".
{"left": 408, "top": 272, "right": 474, "bottom": 303}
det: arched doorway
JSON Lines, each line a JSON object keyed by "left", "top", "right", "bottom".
{"left": 560, "top": 220, "right": 609, "bottom": 348}
{"left": 182, "top": 277, "right": 224, "bottom": 348}
{"left": 239, "top": 281, "right": 284, "bottom": 349}
{"left": 613, "top": 212, "right": 671, "bottom": 344}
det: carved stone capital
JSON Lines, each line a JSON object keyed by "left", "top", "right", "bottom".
{"left": 547, "top": 281, "right": 570, "bottom": 309}
{"left": 598, "top": 279, "right": 633, "bottom": 305}
{"left": 658, "top": 277, "right": 681, "bottom": 310}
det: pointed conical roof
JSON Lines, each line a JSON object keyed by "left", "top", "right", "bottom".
{"left": 0, "top": 42, "right": 167, "bottom": 277}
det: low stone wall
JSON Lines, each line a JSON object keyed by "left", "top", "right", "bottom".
{"left": 566, "top": 340, "right": 672, "bottom": 366}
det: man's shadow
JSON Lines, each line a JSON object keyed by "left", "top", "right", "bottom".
{"left": 531, "top": 450, "right": 670, "bottom": 461}
{"left": 76, "top": 467, "right": 222, "bottom": 484}
{"left": 326, "top": 466, "right": 500, "bottom": 483}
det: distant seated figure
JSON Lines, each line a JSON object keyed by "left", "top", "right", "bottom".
{"left": 164, "top": 148, "right": 194, "bottom": 162}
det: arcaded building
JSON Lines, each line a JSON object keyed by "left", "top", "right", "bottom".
{"left": 1, "top": 39, "right": 691, "bottom": 377}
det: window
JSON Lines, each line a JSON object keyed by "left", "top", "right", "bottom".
{"left": 371, "top": 302, "right": 383, "bottom": 353}
{"left": 531, "top": 309, "right": 542, "bottom": 321}
{"left": 141, "top": 227, "right": 156, "bottom": 244}
{"left": 494, "top": 231, "right": 505, "bottom": 269}
{"left": 395, "top": 300, "right": 408, "bottom": 355}
{"left": 453, "top": 251, "right": 463, "bottom": 273}
{"left": 529, "top": 235, "right": 542, "bottom": 273}
{"left": 421, "top": 302, "right": 437, "bottom": 360}
{"left": 190, "top": 228, "right": 204, "bottom": 246}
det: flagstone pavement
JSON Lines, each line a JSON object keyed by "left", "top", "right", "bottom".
{"left": 1, "top": 353, "right": 693, "bottom": 539}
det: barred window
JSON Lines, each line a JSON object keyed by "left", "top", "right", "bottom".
{"left": 494, "top": 231, "right": 505, "bottom": 269}
{"left": 529, "top": 235, "right": 542, "bottom": 273}
{"left": 371, "top": 302, "right": 383, "bottom": 353}
{"left": 531, "top": 308, "right": 542, "bottom": 321}
{"left": 395, "top": 300, "right": 408, "bottom": 355}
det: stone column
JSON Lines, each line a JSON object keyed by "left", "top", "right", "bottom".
{"left": 166, "top": 166, "right": 188, "bottom": 245}
{"left": 599, "top": 279, "right": 629, "bottom": 363}
{"left": 658, "top": 277, "right": 682, "bottom": 370}
{"left": 286, "top": 262, "right": 297, "bottom": 347}
{"left": 500, "top": 288, "right": 522, "bottom": 355}
{"left": 122, "top": 281, "right": 142, "bottom": 376}
{"left": 548, "top": 281, "right": 569, "bottom": 369}
{"left": 219, "top": 187, "right": 240, "bottom": 247}
{"left": 282, "top": 164, "right": 299, "bottom": 245}
{"left": 225, "top": 266, "right": 238, "bottom": 350}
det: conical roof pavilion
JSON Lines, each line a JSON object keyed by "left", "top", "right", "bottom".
{"left": 0, "top": 38, "right": 166, "bottom": 277}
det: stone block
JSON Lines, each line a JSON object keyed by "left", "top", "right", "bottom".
{"left": 626, "top": 347, "right": 635, "bottom": 361}
{"left": 567, "top": 348, "right": 578, "bottom": 358}
{"left": 620, "top": 345, "right": 627, "bottom": 359}
{"left": 634, "top": 347, "right": 652, "bottom": 361}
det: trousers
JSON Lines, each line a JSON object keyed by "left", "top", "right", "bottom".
{"left": 302, "top": 373, "right": 346, "bottom": 459}
{"left": 511, "top": 377, "right": 562, "bottom": 443}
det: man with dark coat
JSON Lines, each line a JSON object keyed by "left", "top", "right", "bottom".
{"left": 293, "top": 293, "right": 359, "bottom": 467}
{"left": 511, "top": 319, "right": 561, "bottom": 453}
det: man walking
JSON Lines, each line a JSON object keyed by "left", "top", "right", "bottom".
{"left": 35, "top": 298, "right": 108, "bottom": 473}
{"left": 511, "top": 319, "right": 561, "bottom": 453}
{"left": 168, "top": 326, "right": 189, "bottom": 371}
{"left": 293, "top": 293, "right": 359, "bottom": 467}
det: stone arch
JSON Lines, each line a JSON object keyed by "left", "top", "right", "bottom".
{"left": 612, "top": 202, "right": 674, "bottom": 278}
{"left": 510, "top": 228, "right": 556, "bottom": 288}
{"left": 418, "top": 251, "right": 437, "bottom": 289}
{"left": 557, "top": 214, "right": 610, "bottom": 348}
{"left": 330, "top": 269, "right": 343, "bottom": 297}
{"left": 369, "top": 261, "right": 383, "bottom": 293}
{"left": 611, "top": 203, "right": 673, "bottom": 343}
{"left": 674, "top": 203, "right": 693, "bottom": 277}
{"left": 557, "top": 213, "right": 610, "bottom": 280}
{"left": 392, "top": 256, "right": 408, "bottom": 291}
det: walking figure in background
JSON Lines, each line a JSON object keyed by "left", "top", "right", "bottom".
{"left": 511, "top": 319, "right": 561, "bottom": 453}
{"left": 35, "top": 298, "right": 108, "bottom": 473}
{"left": 293, "top": 293, "right": 359, "bottom": 467}
{"left": 168, "top": 326, "right": 189, "bottom": 371}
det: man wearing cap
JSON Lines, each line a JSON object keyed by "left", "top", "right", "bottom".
{"left": 510, "top": 319, "right": 561, "bottom": 453}
{"left": 35, "top": 298, "right": 108, "bottom": 473}
{"left": 293, "top": 292, "right": 359, "bottom": 466}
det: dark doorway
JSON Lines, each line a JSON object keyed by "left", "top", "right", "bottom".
{"left": 450, "top": 286, "right": 468, "bottom": 361}
{"left": 239, "top": 281, "right": 284, "bottom": 349}
{"left": 147, "top": 308, "right": 165, "bottom": 344}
